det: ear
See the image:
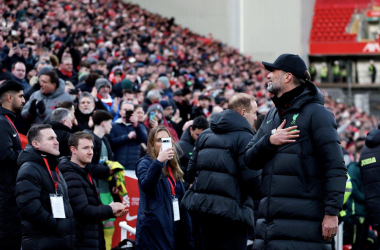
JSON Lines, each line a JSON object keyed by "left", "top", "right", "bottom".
{"left": 189, "top": 126, "right": 193, "bottom": 133}
{"left": 70, "top": 146, "right": 76, "bottom": 155}
{"left": 101, "top": 120, "right": 106, "bottom": 127}
{"left": 285, "top": 73, "right": 293, "bottom": 83}
{"left": 32, "top": 140, "right": 39, "bottom": 149}
{"left": 240, "top": 108, "right": 246, "bottom": 116}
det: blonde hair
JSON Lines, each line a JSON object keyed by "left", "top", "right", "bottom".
{"left": 147, "top": 126, "right": 184, "bottom": 181}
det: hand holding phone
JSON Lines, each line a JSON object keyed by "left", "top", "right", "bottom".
{"left": 157, "top": 138, "right": 174, "bottom": 162}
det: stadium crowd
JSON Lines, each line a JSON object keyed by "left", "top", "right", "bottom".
{"left": 0, "top": 0, "right": 380, "bottom": 250}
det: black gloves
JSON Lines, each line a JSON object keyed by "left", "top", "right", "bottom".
{"left": 36, "top": 101, "right": 46, "bottom": 114}
{"left": 28, "top": 99, "right": 38, "bottom": 115}
{"left": 29, "top": 99, "right": 46, "bottom": 115}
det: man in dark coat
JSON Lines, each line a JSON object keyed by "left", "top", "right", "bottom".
{"left": 47, "top": 108, "right": 73, "bottom": 157}
{"left": 244, "top": 54, "right": 347, "bottom": 250}
{"left": 110, "top": 101, "right": 148, "bottom": 170}
{"left": 0, "top": 80, "right": 25, "bottom": 249}
{"left": 360, "top": 127, "right": 380, "bottom": 235}
{"left": 59, "top": 132, "right": 127, "bottom": 250}
{"left": 15, "top": 124, "right": 76, "bottom": 250}
{"left": 56, "top": 57, "right": 79, "bottom": 86}
{"left": 176, "top": 116, "right": 209, "bottom": 190}
{"left": 182, "top": 93, "right": 261, "bottom": 250}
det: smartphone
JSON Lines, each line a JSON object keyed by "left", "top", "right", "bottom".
{"left": 125, "top": 110, "right": 133, "bottom": 122}
{"left": 70, "top": 89, "right": 79, "bottom": 95}
{"left": 149, "top": 111, "right": 156, "bottom": 121}
{"left": 12, "top": 43, "right": 17, "bottom": 48}
{"left": 161, "top": 138, "right": 172, "bottom": 158}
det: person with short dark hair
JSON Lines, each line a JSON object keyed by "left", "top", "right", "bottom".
{"left": 22, "top": 70, "right": 72, "bottom": 125}
{"left": 47, "top": 108, "right": 73, "bottom": 157}
{"left": 16, "top": 124, "right": 76, "bottom": 250}
{"left": 244, "top": 54, "right": 347, "bottom": 249}
{"left": 182, "top": 93, "right": 260, "bottom": 250}
{"left": 11, "top": 61, "right": 30, "bottom": 90}
{"left": 176, "top": 116, "right": 209, "bottom": 190}
{"left": 0, "top": 80, "right": 25, "bottom": 249}
{"left": 58, "top": 131, "right": 127, "bottom": 250}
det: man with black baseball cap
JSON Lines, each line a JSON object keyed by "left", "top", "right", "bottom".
{"left": 244, "top": 54, "right": 347, "bottom": 249}
{"left": 0, "top": 80, "right": 25, "bottom": 249}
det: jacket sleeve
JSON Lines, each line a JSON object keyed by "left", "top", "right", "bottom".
{"left": 244, "top": 126, "right": 277, "bottom": 170}
{"left": 311, "top": 106, "right": 347, "bottom": 216}
{"left": 109, "top": 125, "right": 131, "bottom": 147}
{"left": 239, "top": 134, "right": 262, "bottom": 200}
{"left": 63, "top": 172, "right": 113, "bottom": 221}
{"left": 86, "top": 163, "right": 110, "bottom": 180}
{"left": 136, "top": 159, "right": 164, "bottom": 195}
{"left": 16, "top": 165, "right": 59, "bottom": 232}
{"left": 0, "top": 120, "right": 20, "bottom": 166}
{"left": 21, "top": 93, "right": 37, "bottom": 121}
{"left": 135, "top": 124, "right": 148, "bottom": 144}
{"left": 187, "top": 144, "right": 199, "bottom": 185}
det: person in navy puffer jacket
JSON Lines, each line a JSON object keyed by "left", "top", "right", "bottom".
{"left": 135, "top": 125, "right": 194, "bottom": 250}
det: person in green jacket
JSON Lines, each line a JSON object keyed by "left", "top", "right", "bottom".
{"left": 346, "top": 145, "right": 369, "bottom": 250}
{"left": 333, "top": 61, "right": 340, "bottom": 83}
{"left": 320, "top": 63, "right": 328, "bottom": 83}
{"left": 369, "top": 60, "right": 377, "bottom": 84}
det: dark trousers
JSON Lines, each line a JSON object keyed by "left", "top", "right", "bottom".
{"left": 350, "top": 215, "right": 369, "bottom": 250}
{"left": 372, "top": 74, "right": 376, "bottom": 83}
{"left": 0, "top": 235, "right": 22, "bottom": 250}
{"left": 196, "top": 214, "right": 247, "bottom": 250}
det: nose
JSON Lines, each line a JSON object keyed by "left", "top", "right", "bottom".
{"left": 267, "top": 72, "right": 273, "bottom": 79}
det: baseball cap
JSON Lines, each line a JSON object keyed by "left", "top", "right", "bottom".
{"left": 262, "top": 54, "right": 307, "bottom": 79}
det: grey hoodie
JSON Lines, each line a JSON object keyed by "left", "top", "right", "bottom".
{"left": 22, "top": 79, "right": 73, "bottom": 125}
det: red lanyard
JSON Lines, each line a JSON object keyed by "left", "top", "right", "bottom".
{"left": 43, "top": 158, "right": 60, "bottom": 192}
{"left": 167, "top": 166, "right": 176, "bottom": 196}
{"left": 5, "top": 115, "right": 21, "bottom": 143}
{"left": 87, "top": 172, "right": 94, "bottom": 186}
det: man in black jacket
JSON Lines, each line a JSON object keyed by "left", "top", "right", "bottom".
{"left": 182, "top": 93, "right": 261, "bottom": 250}
{"left": 59, "top": 132, "right": 127, "bottom": 250}
{"left": 16, "top": 124, "right": 76, "bottom": 250}
{"left": 360, "top": 127, "right": 380, "bottom": 240}
{"left": 48, "top": 108, "right": 73, "bottom": 157}
{"left": 0, "top": 80, "right": 25, "bottom": 249}
{"left": 176, "top": 116, "right": 209, "bottom": 190}
{"left": 244, "top": 54, "right": 347, "bottom": 250}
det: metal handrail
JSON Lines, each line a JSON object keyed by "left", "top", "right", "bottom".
{"left": 119, "top": 221, "right": 136, "bottom": 241}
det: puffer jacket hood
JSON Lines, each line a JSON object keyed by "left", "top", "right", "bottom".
{"left": 17, "top": 145, "right": 46, "bottom": 167}
{"left": 210, "top": 109, "right": 254, "bottom": 135}
{"left": 365, "top": 129, "right": 380, "bottom": 148}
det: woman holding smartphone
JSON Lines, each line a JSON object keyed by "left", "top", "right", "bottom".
{"left": 135, "top": 126, "right": 194, "bottom": 250}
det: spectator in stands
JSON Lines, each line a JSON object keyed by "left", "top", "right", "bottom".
{"left": 47, "top": 108, "right": 73, "bottom": 157}
{"left": 1, "top": 36, "right": 25, "bottom": 71}
{"left": 59, "top": 132, "right": 127, "bottom": 250}
{"left": 135, "top": 126, "right": 194, "bottom": 250}
{"left": 73, "top": 92, "right": 107, "bottom": 132}
{"left": 22, "top": 71, "right": 72, "bottom": 126}
{"left": 88, "top": 110, "right": 118, "bottom": 250}
{"left": 369, "top": 60, "right": 377, "bottom": 84}
{"left": 95, "top": 78, "right": 116, "bottom": 116}
{"left": 56, "top": 57, "right": 78, "bottom": 86}
{"left": 191, "top": 94, "right": 213, "bottom": 119}
{"left": 0, "top": 80, "right": 25, "bottom": 250}
{"left": 182, "top": 93, "right": 260, "bottom": 250}
{"left": 176, "top": 116, "right": 209, "bottom": 190}
{"left": 110, "top": 101, "right": 148, "bottom": 170}
{"left": 144, "top": 104, "right": 179, "bottom": 141}
{"left": 142, "top": 89, "right": 161, "bottom": 112}
{"left": 16, "top": 124, "right": 75, "bottom": 250}
{"left": 11, "top": 61, "right": 29, "bottom": 90}
{"left": 157, "top": 76, "right": 173, "bottom": 100}
{"left": 244, "top": 54, "right": 346, "bottom": 249}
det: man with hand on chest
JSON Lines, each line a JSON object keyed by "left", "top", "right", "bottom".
{"left": 244, "top": 54, "right": 347, "bottom": 250}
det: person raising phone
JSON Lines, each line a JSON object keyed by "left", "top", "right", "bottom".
{"left": 143, "top": 104, "right": 179, "bottom": 142}
{"left": 135, "top": 126, "right": 194, "bottom": 250}
{"left": 109, "top": 101, "right": 148, "bottom": 170}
